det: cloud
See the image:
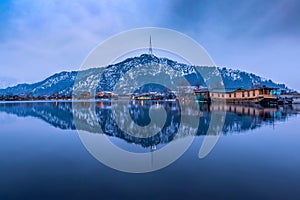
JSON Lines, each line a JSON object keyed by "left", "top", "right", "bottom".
{"left": 158, "top": 0, "right": 300, "bottom": 90}
{"left": 0, "top": 0, "right": 171, "bottom": 82}
{"left": 0, "top": 0, "right": 299, "bottom": 90}
{"left": 0, "top": 76, "right": 17, "bottom": 89}
{"left": 161, "top": 0, "right": 300, "bottom": 39}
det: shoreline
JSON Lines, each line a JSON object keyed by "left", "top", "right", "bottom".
{"left": 1, "top": 98, "right": 300, "bottom": 105}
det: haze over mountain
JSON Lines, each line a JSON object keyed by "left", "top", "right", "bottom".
{"left": 0, "top": 54, "right": 293, "bottom": 98}
{"left": 0, "top": 77, "right": 17, "bottom": 89}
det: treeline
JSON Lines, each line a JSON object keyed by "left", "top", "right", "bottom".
{"left": 0, "top": 94, "right": 72, "bottom": 101}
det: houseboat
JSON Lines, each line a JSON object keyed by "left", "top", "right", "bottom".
{"left": 195, "top": 87, "right": 279, "bottom": 105}
{"left": 194, "top": 88, "right": 211, "bottom": 102}
{"left": 277, "top": 95, "right": 293, "bottom": 105}
{"left": 292, "top": 94, "right": 300, "bottom": 104}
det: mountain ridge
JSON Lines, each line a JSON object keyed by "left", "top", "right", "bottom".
{"left": 0, "top": 54, "right": 295, "bottom": 98}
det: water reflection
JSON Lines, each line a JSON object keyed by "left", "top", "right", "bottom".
{"left": 95, "top": 100, "right": 181, "bottom": 148}
{"left": 0, "top": 101, "right": 299, "bottom": 147}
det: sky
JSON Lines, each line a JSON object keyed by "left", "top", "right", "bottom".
{"left": 0, "top": 0, "right": 299, "bottom": 90}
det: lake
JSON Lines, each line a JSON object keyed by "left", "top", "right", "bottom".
{"left": 0, "top": 101, "right": 300, "bottom": 200}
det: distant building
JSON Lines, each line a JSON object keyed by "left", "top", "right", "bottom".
{"left": 97, "top": 91, "right": 114, "bottom": 99}
{"left": 81, "top": 92, "right": 91, "bottom": 99}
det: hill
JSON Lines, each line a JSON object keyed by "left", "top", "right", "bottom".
{"left": 0, "top": 54, "right": 293, "bottom": 99}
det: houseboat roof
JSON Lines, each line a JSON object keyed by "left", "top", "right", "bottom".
{"left": 195, "top": 88, "right": 242, "bottom": 93}
{"left": 253, "top": 85, "right": 280, "bottom": 90}
{"left": 211, "top": 88, "right": 239, "bottom": 93}
{"left": 195, "top": 86, "right": 281, "bottom": 94}
{"left": 194, "top": 88, "right": 209, "bottom": 93}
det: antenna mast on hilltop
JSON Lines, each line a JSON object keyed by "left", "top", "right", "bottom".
{"left": 149, "top": 36, "right": 153, "bottom": 55}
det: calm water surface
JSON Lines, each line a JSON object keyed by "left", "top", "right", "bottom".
{"left": 0, "top": 101, "right": 300, "bottom": 200}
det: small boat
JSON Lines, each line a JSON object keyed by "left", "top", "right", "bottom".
{"left": 293, "top": 97, "right": 300, "bottom": 104}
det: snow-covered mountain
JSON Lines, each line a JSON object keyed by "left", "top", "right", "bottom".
{"left": 0, "top": 54, "right": 292, "bottom": 98}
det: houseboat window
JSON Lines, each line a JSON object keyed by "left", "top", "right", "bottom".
{"left": 253, "top": 90, "right": 255, "bottom": 96}
{"left": 222, "top": 94, "right": 224, "bottom": 97}
{"left": 218, "top": 93, "right": 220, "bottom": 97}
{"left": 234, "top": 93, "right": 236, "bottom": 98}
{"left": 242, "top": 92, "right": 245, "bottom": 97}
{"left": 229, "top": 93, "right": 232, "bottom": 98}
{"left": 211, "top": 93, "right": 214, "bottom": 97}
{"left": 247, "top": 91, "right": 250, "bottom": 97}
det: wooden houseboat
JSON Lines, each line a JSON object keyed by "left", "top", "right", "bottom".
{"left": 195, "top": 87, "right": 279, "bottom": 105}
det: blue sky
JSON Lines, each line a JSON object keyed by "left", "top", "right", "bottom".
{"left": 0, "top": 0, "right": 299, "bottom": 90}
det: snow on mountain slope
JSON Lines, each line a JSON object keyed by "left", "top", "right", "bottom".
{"left": 0, "top": 54, "right": 292, "bottom": 97}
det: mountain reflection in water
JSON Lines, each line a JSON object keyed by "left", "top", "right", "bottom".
{"left": 0, "top": 101, "right": 299, "bottom": 148}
